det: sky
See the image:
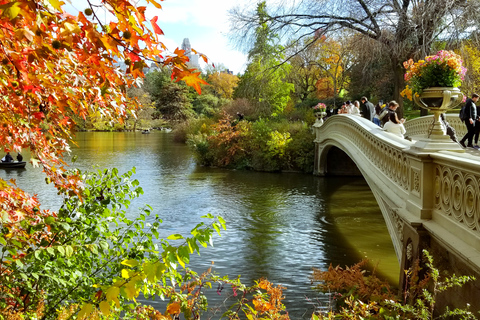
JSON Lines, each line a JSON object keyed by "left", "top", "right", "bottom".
{"left": 66, "top": 0, "right": 250, "bottom": 74}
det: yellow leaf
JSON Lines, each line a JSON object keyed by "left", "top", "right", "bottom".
{"left": 121, "top": 268, "right": 130, "bottom": 279}
{"left": 48, "top": 0, "right": 64, "bottom": 11}
{"left": 176, "top": 253, "right": 185, "bottom": 268}
{"left": 61, "top": 22, "right": 81, "bottom": 37}
{"left": 124, "top": 281, "right": 139, "bottom": 300}
{"left": 106, "top": 286, "right": 120, "bottom": 308}
{"left": 77, "top": 303, "right": 94, "bottom": 320}
{"left": 147, "top": 0, "right": 163, "bottom": 9}
{"left": 99, "top": 301, "right": 110, "bottom": 316}
{"left": 121, "top": 259, "right": 139, "bottom": 267}
{"left": 2, "top": 2, "right": 21, "bottom": 20}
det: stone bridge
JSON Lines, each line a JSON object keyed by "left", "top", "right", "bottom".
{"left": 313, "top": 114, "right": 480, "bottom": 311}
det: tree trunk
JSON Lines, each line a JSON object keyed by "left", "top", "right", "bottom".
{"left": 392, "top": 58, "right": 405, "bottom": 119}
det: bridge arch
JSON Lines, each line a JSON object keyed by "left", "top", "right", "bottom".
{"left": 313, "top": 114, "right": 480, "bottom": 311}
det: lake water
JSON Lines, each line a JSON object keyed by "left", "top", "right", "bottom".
{"left": 0, "top": 131, "right": 399, "bottom": 318}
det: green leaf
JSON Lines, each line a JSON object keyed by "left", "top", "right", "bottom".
{"left": 0, "top": 237, "right": 6, "bottom": 246}
{"left": 56, "top": 246, "right": 65, "bottom": 256}
{"left": 65, "top": 245, "right": 74, "bottom": 257}
{"left": 15, "top": 259, "right": 24, "bottom": 268}
{"left": 45, "top": 216, "right": 55, "bottom": 225}
{"left": 46, "top": 247, "right": 55, "bottom": 256}
{"left": 99, "top": 241, "right": 109, "bottom": 251}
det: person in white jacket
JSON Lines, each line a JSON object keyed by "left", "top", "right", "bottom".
{"left": 383, "top": 112, "right": 406, "bottom": 138}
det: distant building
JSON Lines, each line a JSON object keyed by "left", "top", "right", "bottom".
{"left": 221, "top": 69, "right": 233, "bottom": 75}
{"left": 181, "top": 38, "right": 200, "bottom": 70}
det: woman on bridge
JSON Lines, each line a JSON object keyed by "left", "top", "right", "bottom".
{"left": 383, "top": 112, "right": 406, "bottom": 138}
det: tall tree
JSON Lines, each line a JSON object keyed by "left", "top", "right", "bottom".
{"left": 234, "top": 1, "right": 294, "bottom": 116}
{"left": 230, "top": 0, "right": 480, "bottom": 112}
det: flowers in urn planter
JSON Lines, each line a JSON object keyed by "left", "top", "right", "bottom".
{"left": 401, "top": 50, "right": 467, "bottom": 101}
{"left": 313, "top": 102, "right": 327, "bottom": 111}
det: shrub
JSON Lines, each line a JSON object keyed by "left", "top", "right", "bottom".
{"left": 285, "top": 126, "right": 315, "bottom": 172}
{"left": 172, "top": 118, "right": 215, "bottom": 143}
{"left": 312, "top": 251, "right": 477, "bottom": 319}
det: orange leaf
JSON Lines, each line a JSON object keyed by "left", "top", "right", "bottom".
{"left": 166, "top": 302, "right": 180, "bottom": 315}
{"left": 180, "top": 72, "right": 208, "bottom": 94}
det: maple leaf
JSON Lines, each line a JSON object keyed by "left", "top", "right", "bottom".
{"left": 180, "top": 72, "right": 208, "bottom": 94}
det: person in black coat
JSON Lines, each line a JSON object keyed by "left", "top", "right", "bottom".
{"left": 459, "top": 93, "right": 479, "bottom": 148}
{"left": 360, "top": 96, "right": 374, "bottom": 121}
{"left": 17, "top": 153, "right": 23, "bottom": 162}
{"left": 3, "top": 152, "right": 13, "bottom": 162}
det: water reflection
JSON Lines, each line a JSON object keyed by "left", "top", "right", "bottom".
{"left": 0, "top": 131, "right": 398, "bottom": 318}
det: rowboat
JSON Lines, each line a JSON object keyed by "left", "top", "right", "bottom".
{"left": 0, "top": 161, "right": 26, "bottom": 169}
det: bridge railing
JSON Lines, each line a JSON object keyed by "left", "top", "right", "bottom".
{"left": 404, "top": 114, "right": 466, "bottom": 139}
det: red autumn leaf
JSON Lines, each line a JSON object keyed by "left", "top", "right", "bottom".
{"left": 150, "top": 16, "right": 163, "bottom": 35}
{"left": 33, "top": 112, "right": 45, "bottom": 120}
{"left": 128, "top": 50, "right": 141, "bottom": 62}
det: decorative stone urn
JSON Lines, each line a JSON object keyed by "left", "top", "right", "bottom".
{"left": 413, "top": 87, "right": 464, "bottom": 136}
{"left": 312, "top": 111, "right": 327, "bottom": 141}
{"left": 411, "top": 87, "right": 465, "bottom": 152}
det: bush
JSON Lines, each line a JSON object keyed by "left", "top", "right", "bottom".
{"left": 172, "top": 117, "right": 215, "bottom": 143}
{"left": 285, "top": 126, "right": 315, "bottom": 173}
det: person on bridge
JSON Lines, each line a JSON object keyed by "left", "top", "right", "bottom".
{"left": 360, "top": 97, "right": 374, "bottom": 121}
{"left": 351, "top": 100, "right": 361, "bottom": 116}
{"left": 459, "top": 93, "right": 479, "bottom": 148}
{"left": 373, "top": 101, "right": 383, "bottom": 126}
{"left": 473, "top": 101, "right": 480, "bottom": 148}
{"left": 338, "top": 102, "right": 349, "bottom": 114}
{"left": 379, "top": 101, "right": 405, "bottom": 127}
{"left": 383, "top": 112, "right": 406, "bottom": 138}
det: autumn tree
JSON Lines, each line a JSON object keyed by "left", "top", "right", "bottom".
{"left": 460, "top": 43, "right": 480, "bottom": 95}
{"left": 207, "top": 71, "right": 239, "bottom": 99}
{"left": 230, "top": 0, "right": 480, "bottom": 111}
{"left": 287, "top": 33, "right": 353, "bottom": 105}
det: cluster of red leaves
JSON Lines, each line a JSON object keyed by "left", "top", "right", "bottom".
{"left": 206, "top": 112, "right": 249, "bottom": 166}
